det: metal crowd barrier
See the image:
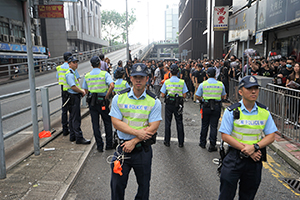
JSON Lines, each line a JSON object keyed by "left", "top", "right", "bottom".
{"left": 0, "top": 44, "right": 126, "bottom": 81}
{"left": 228, "top": 79, "right": 300, "bottom": 142}
{"left": 0, "top": 81, "right": 89, "bottom": 179}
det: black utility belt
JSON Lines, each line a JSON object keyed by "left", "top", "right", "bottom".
{"left": 118, "top": 133, "right": 157, "bottom": 153}
{"left": 228, "top": 146, "right": 267, "bottom": 162}
{"left": 86, "top": 93, "right": 109, "bottom": 107}
{"left": 165, "top": 96, "right": 183, "bottom": 106}
{"left": 203, "top": 101, "right": 221, "bottom": 107}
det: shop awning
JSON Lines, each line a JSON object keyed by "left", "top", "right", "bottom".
{"left": 0, "top": 52, "right": 48, "bottom": 59}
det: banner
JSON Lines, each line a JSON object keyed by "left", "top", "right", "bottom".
{"left": 213, "top": 6, "right": 229, "bottom": 31}
{"left": 38, "top": 5, "right": 64, "bottom": 18}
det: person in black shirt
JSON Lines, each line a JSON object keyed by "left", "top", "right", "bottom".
{"left": 259, "top": 60, "right": 274, "bottom": 77}
{"left": 275, "top": 57, "right": 294, "bottom": 86}
{"left": 181, "top": 63, "right": 193, "bottom": 99}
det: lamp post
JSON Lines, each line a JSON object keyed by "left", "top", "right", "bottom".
{"left": 126, "top": 0, "right": 129, "bottom": 61}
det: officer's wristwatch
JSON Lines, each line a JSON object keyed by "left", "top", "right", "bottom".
{"left": 253, "top": 143, "right": 260, "bottom": 152}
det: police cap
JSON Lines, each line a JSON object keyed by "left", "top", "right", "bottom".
{"left": 114, "top": 67, "right": 125, "bottom": 79}
{"left": 239, "top": 75, "right": 260, "bottom": 89}
{"left": 68, "top": 56, "right": 79, "bottom": 63}
{"left": 90, "top": 56, "right": 100, "bottom": 67}
{"left": 206, "top": 67, "right": 216, "bottom": 77}
{"left": 63, "top": 52, "right": 72, "bottom": 61}
{"left": 131, "top": 63, "right": 148, "bottom": 76}
{"left": 170, "top": 64, "right": 179, "bottom": 74}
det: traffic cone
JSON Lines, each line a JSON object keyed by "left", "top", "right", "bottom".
{"left": 39, "top": 130, "right": 52, "bottom": 138}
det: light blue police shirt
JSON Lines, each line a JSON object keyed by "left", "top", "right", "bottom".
{"left": 195, "top": 78, "right": 226, "bottom": 102}
{"left": 160, "top": 76, "right": 189, "bottom": 94}
{"left": 219, "top": 100, "right": 278, "bottom": 136}
{"left": 114, "top": 78, "right": 130, "bottom": 92}
{"left": 82, "top": 68, "right": 114, "bottom": 96}
{"left": 66, "top": 68, "right": 80, "bottom": 94}
{"left": 109, "top": 88, "right": 162, "bottom": 140}
{"left": 56, "top": 62, "right": 80, "bottom": 79}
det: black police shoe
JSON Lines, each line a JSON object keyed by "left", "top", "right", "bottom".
{"left": 105, "top": 146, "right": 114, "bottom": 150}
{"left": 76, "top": 138, "right": 91, "bottom": 145}
{"left": 164, "top": 142, "right": 170, "bottom": 147}
{"left": 97, "top": 148, "right": 104, "bottom": 152}
{"left": 63, "top": 131, "right": 69, "bottom": 136}
{"left": 208, "top": 145, "right": 217, "bottom": 152}
{"left": 178, "top": 143, "right": 184, "bottom": 148}
{"left": 199, "top": 143, "right": 206, "bottom": 149}
{"left": 70, "top": 137, "right": 76, "bottom": 142}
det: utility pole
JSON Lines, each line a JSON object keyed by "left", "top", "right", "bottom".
{"left": 126, "top": 0, "right": 129, "bottom": 61}
{"left": 23, "top": 0, "right": 40, "bottom": 156}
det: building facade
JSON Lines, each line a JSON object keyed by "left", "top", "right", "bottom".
{"left": 165, "top": 5, "right": 179, "bottom": 41}
{"left": 40, "top": 0, "right": 108, "bottom": 58}
{"left": 178, "top": 0, "right": 207, "bottom": 60}
{"left": 0, "top": 0, "right": 47, "bottom": 66}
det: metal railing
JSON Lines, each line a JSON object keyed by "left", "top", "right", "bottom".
{"left": 0, "top": 44, "right": 126, "bottom": 81}
{"left": 138, "top": 42, "right": 154, "bottom": 60}
{"left": 228, "top": 79, "right": 300, "bottom": 142}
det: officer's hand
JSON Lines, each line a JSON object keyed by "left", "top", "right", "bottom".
{"left": 121, "top": 140, "right": 136, "bottom": 153}
{"left": 250, "top": 150, "right": 262, "bottom": 162}
{"left": 277, "top": 74, "right": 283, "bottom": 78}
{"left": 136, "top": 129, "right": 152, "bottom": 141}
{"left": 81, "top": 90, "right": 86, "bottom": 97}
{"left": 241, "top": 144, "right": 255, "bottom": 156}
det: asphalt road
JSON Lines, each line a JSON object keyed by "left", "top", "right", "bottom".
{"left": 1, "top": 46, "right": 144, "bottom": 150}
{"left": 66, "top": 98, "right": 300, "bottom": 200}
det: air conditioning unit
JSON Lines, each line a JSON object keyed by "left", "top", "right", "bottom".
{"left": 31, "top": 33, "right": 35, "bottom": 45}
{"left": 10, "top": 35, "right": 15, "bottom": 43}
{"left": 21, "top": 37, "right": 26, "bottom": 44}
{"left": 2, "top": 34, "right": 9, "bottom": 43}
{"left": 36, "top": 36, "right": 42, "bottom": 46}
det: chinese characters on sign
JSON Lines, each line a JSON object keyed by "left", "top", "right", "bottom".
{"left": 38, "top": 5, "right": 64, "bottom": 18}
{"left": 213, "top": 6, "right": 229, "bottom": 31}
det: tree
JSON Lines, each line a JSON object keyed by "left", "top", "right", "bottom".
{"left": 101, "top": 9, "right": 136, "bottom": 46}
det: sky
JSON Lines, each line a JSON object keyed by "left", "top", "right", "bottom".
{"left": 101, "top": 0, "right": 179, "bottom": 45}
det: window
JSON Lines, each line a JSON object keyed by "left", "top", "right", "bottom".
{"left": 96, "top": 6, "right": 98, "bottom": 14}
{"left": 0, "top": 22, "right": 9, "bottom": 35}
{"left": 90, "top": 2, "right": 93, "bottom": 11}
{"left": 13, "top": 26, "right": 24, "bottom": 38}
{"left": 84, "top": 0, "right": 87, "bottom": 7}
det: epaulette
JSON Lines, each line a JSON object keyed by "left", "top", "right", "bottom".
{"left": 69, "top": 69, "right": 74, "bottom": 74}
{"left": 227, "top": 102, "right": 241, "bottom": 111}
{"left": 117, "top": 87, "right": 131, "bottom": 95}
{"left": 256, "top": 101, "right": 268, "bottom": 110}
{"left": 146, "top": 90, "right": 157, "bottom": 99}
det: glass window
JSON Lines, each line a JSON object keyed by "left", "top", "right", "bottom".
{"left": 0, "top": 22, "right": 9, "bottom": 35}
{"left": 90, "top": 2, "right": 93, "bottom": 11}
{"left": 166, "top": 21, "right": 172, "bottom": 26}
{"left": 96, "top": 6, "right": 98, "bottom": 14}
{"left": 166, "top": 14, "right": 172, "bottom": 20}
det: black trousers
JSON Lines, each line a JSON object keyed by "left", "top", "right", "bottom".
{"left": 61, "top": 86, "right": 70, "bottom": 133}
{"left": 219, "top": 148, "right": 262, "bottom": 200}
{"left": 69, "top": 94, "right": 83, "bottom": 141}
{"left": 89, "top": 103, "right": 113, "bottom": 149}
{"left": 199, "top": 105, "right": 221, "bottom": 147}
{"left": 111, "top": 145, "right": 152, "bottom": 200}
{"left": 164, "top": 104, "right": 184, "bottom": 145}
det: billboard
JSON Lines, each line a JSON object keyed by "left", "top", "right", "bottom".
{"left": 213, "top": 6, "right": 229, "bottom": 31}
{"left": 38, "top": 5, "right": 64, "bottom": 18}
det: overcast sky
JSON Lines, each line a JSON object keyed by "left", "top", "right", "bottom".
{"left": 101, "top": 0, "right": 179, "bottom": 45}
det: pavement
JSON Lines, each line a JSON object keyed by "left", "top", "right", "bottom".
{"left": 0, "top": 100, "right": 300, "bottom": 199}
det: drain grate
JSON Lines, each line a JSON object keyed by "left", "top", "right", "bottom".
{"left": 283, "top": 178, "right": 300, "bottom": 192}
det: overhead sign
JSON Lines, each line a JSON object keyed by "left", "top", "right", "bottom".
{"left": 213, "top": 6, "right": 229, "bottom": 31}
{"left": 0, "top": 43, "right": 46, "bottom": 53}
{"left": 38, "top": 5, "right": 64, "bottom": 18}
{"left": 255, "top": 32, "right": 263, "bottom": 45}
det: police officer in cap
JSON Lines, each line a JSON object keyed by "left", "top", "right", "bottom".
{"left": 196, "top": 67, "right": 226, "bottom": 151}
{"left": 65, "top": 56, "right": 91, "bottom": 144}
{"left": 82, "top": 56, "right": 115, "bottom": 152}
{"left": 113, "top": 67, "right": 130, "bottom": 95}
{"left": 161, "top": 64, "right": 188, "bottom": 147}
{"left": 109, "top": 63, "right": 162, "bottom": 200}
{"left": 218, "top": 75, "right": 277, "bottom": 200}
{"left": 56, "top": 52, "right": 79, "bottom": 136}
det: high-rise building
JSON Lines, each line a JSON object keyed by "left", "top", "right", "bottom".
{"left": 165, "top": 5, "right": 178, "bottom": 41}
{"left": 178, "top": 0, "right": 207, "bottom": 59}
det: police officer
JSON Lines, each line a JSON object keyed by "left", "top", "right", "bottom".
{"left": 218, "top": 75, "right": 277, "bottom": 200}
{"left": 113, "top": 67, "right": 130, "bottom": 95}
{"left": 65, "top": 56, "right": 91, "bottom": 144}
{"left": 161, "top": 64, "right": 188, "bottom": 147}
{"left": 82, "top": 56, "right": 114, "bottom": 152}
{"left": 196, "top": 67, "right": 226, "bottom": 151}
{"left": 109, "top": 63, "right": 162, "bottom": 200}
{"left": 56, "top": 52, "right": 79, "bottom": 136}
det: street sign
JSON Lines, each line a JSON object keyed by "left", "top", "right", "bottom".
{"left": 213, "top": 6, "right": 229, "bottom": 31}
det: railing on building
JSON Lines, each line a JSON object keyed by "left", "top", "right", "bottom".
{"left": 0, "top": 44, "right": 126, "bottom": 81}
{"left": 228, "top": 78, "right": 300, "bottom": 142}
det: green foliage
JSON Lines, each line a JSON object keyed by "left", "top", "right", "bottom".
{"left": 101, "top": 9, "right": 136, "bottom": 45}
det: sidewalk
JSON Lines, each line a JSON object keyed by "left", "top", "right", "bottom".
{"left": 0, "top": 108, "right": 96, "bottom": 200}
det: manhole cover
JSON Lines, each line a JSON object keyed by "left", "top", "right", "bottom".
{"left": 283, "top": 178, "right": 300, "bottom": 192}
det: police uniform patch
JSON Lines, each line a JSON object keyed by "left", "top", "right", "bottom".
{"left": 136, "top": 65, "right": 142, "bottom": 72}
